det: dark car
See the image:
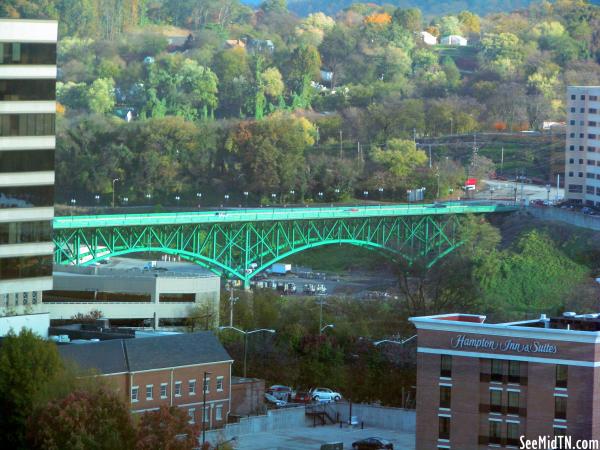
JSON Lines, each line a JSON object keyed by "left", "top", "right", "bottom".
{"left": 351, "top": 437, "right": 393, "bottom": 450}
{"left": 293, "top": 390, "right": 312, "bottom": 403}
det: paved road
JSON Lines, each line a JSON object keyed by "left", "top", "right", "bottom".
{"left": 478, "top": 179, "right": 564, "bottom": 203}
{"left": 233, "top": 424, "right": 415, "bottom": 450}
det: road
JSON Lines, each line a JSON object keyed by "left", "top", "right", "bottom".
{"left": 476, "top": 179, "right": 564, "bottom": 204}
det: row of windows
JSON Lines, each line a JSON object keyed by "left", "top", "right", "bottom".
{"left": 568, "top": 145, "right": 598, "bottom": 152}
{"left": 571, "top": 94, "right": 599, "bottom": 101}
{"left": 567, "top": 134, "right": 598, "bottom": 142}
{"left": 584, "top": 186, "right": 600, "bottom": 196}
{"left": 0, "top": 114, "right": 55, "bottom": 137}
{"left": 0, "top": 150, "right": 54, "bottom": 173}
{"left": 440, "top": 356, "right": 567, "bottom": 387}
{"left": 0, "top": 185, "right": 54, "bottom": 208}
{"left": 586, "top": 173, "right": 600, "bottom": 180}
{"left": 187, "top": 405, "right": 224, "bottom": 424}
{"left": 0, "top": 221, "right": 51, "bottom": 245}
{"left": 567, "top": 158, "right": 600, "bottom": 165}
{"left": 569, "top": 120, "right": 600, "bottom": 129}
{"left": 0, "top": 255, "right": 52, "bottom": 280}
{"left": 0, "top": 79, "right": 55, "bottom": 101}
{"left": 0, "top": 43, "right": 56, "bottom": 65}
{"left": 131, "top": 377, "right": 225, "bottom": 402}
{"left": 1, "top": 291, "right": 39, "bottom": 307}
{"left": 569, "top": 184, "right": 583, "bottom": 193}
{"left": 569, "top": 108, "right": 600, "bottom": 116}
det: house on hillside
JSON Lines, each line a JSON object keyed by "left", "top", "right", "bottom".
{"left": 420, "top": 31, "right": 437, "bottom": 45}
{"left": 58, "top": 331, "right": 233, "bottom": 428}
{"left": 225, "top": 39, "right": 246, "bottom": 49}
{"left": 440, "top": 35, "right": 468, "bottom": 46}
{"left": 246, "top": 38, "right": 275, "bottom": 54}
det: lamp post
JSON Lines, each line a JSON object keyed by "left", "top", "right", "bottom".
{"left": 289, "top": 189, "right": 295, "bottom": 204}
{"left": 224, "top": 194, "right": 230, "bottom": 208}
{"left": 123, "top": 196, "right": 128, "bottom": 206}
{"left": 145, "top": 193, "right": 152, "bottom": 204}
{"left": 218, "top": 326, "right": 275, "bottom": 377}
{"left": 243, "top": 191, "right": 249, "bottom": 207}
{"left": 546, "top": 184, "right": 551, "bottom": 203}
{"left": 112, "top": 178, "right": 119, "bottom": 208}
{"left": 94, "top": 194, "right": 100, "bottom": 205}
{"left": 320, "top": 324, "right": 334, "bottom": 334}
{"left": 271, "top": 193, "right": 276, "bottom": 204}
{"left": 174, "top": 195, "right": 180, "bottom": 207}
{"left": 318, "top": 191, "right": 324, "bottom": 202}
{"left": 363, "top": 190, "right": 369, "bottom": 204}
{"left": 201, "top": 370, "right": 212, "bottom": 447}
{"left": 378, "top": 187, "right": 383, "bottom": 202}
{"left": 70, "top": 198, "right": 76, "bottom": 207}
{"left": 374, "top": 335, "right": 417, "bottom": 346}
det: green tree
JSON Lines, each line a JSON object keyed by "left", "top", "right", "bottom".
{"left": 87, "top": 77, "right": 116, "bottom": 114}
{"left": 0, "top": 330, "right": 65, "bottom": 449}
{"left": 437, "top": 16, "right": 462, "bottom": 36}
{"left": 393, "top": 8, "right": 422, "bottom": 33}
{"left": 319, "top": 26, "right": 356, "bottom": 88}
{"left": 370, "top": 138, "right": 428, "bottom": 180}
{"left": 179, "top": 59, "right": 219, "bottom": 119}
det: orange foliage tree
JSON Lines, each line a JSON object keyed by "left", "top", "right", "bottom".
{"left": 493, "top": 121, "right": 507, "bottom": 132}
{"left": 364, "top": 13, "right": 392, "bottom": 26}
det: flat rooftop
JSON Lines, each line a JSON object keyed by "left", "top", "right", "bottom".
{"left": 411, "top": 313, "right": 600, "bottom": 334}
{"left": 53, "top": 257, "right": 217, "bottom": 279}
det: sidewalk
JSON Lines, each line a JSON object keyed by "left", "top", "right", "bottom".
{"left": 233, "top": 424, "right": 415, "bottom": 450}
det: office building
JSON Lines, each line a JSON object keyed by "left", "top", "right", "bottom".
{"left": 410, "top": 312, "right": 600, "bottom": 449}
{"left": 565, "top": 86, "right": 600, "bottom": 206}
{"left": 0, "top": 19, "right": 58, "bottom": 314}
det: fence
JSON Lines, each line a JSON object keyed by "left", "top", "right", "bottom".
{"left": 526, "top": 207, "right": 600, "bottom": 232}
{"left": 327, "top": 402, "right": 416, "bottom": 432}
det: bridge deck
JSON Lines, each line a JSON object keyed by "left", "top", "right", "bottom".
{"left": 53, "top": 203, "right": 517, "bottom": 229}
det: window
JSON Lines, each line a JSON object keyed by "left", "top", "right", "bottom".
{"left": 507, "top": 422, "right": 520, "bottom": 446}
{"left": 491, "top": 360, "right": 503, "bottom": 382}
{"left": 508, "top": 361, "right": 521, "bottom": 383}
{"left": 146, "top": 384, "right": 153, "bottom": 400}
{"left": 591, "top": 96, "right": 598, "bottom": 101}
{"left": 569, "top": 158, "right": 574, "bottom": 164}
{"left": 569, "top": 145, "right": 574, "bottom": 151}
{"left": 555, "top": 395, "right": 567, "bottom": 420}
{"left": 160, "top": 383, "right": 168, "bottom": 399}
{"left": 581, "top": 95, "right": 586, "bottom": 100}
{"left": 0, "top": 79, "right": 56, "bottom": 101}
{"left": 215, "top": 404, "right": 223, "bottom": 421}
{"left": 0, "top": 43, "right": 56, "bottom": 64}
{"left": 0, "top": 114, "right": 55, "bottom": 137}
{"left": 0, "top": 255, "right": 52, "bottom": 280}
{"left": 569, "top": 172, "right": 574, "bottom": 177}
{"left": 579, "top": 158, "right": 584, "bottom": 164}
{"left": 570, "top": 120, "right": 575, "bottom": 125}
{"left": 587, "top": 173, "right": 595, "bottom": 179}
{"left": 489, "top": 420, "right": 502, "bottom": 445}
{"left": 571, "top": 94, "right": 576, "bottom": 100}
{"left": 188, "top": 408, "right": 196, "bottom": 424}
{"left": 507, "top": 391, "right": 520, "bottom": 414}
{"left": 570, "top": 132, "right": 575, "bottom": 138}
{"left": 189, "top": 379, "right": 196, "bottom": 395}
{"left": 440, "top": 355, "right": 452, "bottom": 378}
{"left": 596, "top": 187, "right": 600, "bottom": 196}
{"left": 0, "top": 150, "right": 54, "bottom": 172}
{"left": 579, "top": 172, "right": 584, "bottom": 177}
{"left": 570, "top": 107, "right": 575, "bottom": 113}
{"left": 580, "top": 146, "right": 585, "bottom": 151}
{"left": 589, "top": 147, "right": 597, "bottom": 152}
{"left": 440, "top": 386, "right": 451, "bottom": 409}
{"left": 175, "top": 381, "right": 182, "bottom": 397}
{"left": 131, "top": 386, "right": 139, "bottom": 402}
{"left": 581, "top": 108, "right": 585, "bottom": 113}
{"left": 589, "top": 134, "right": 597, "bottom": 139}
{"left": 587, "top": 186, "right": 595, "bottom": 195}
{"left": 203, "top": 406, "right": 210, "bottom": 423}
{"left": 590, "top": 121, "right": 597, "bottom": 126}
{"left": 32, "top": 291, "right": 37, "bottom": 304}
{"left": 216, "top": 376, "right": 224, "bottom": 392}
{"left": 438, "top": 416, "right": 450, "bottom": 440}
{"left": 581, "top": 133, "right": 585, "bottom": 138}
{"left": 0, "top": 185, "right": 55, "bottom": 209}
{"left": 591, "top": 109, "right": 598, "bottom": 114}
{"left": 556, "top": 365, "right": 568, "bottom": 388}
{"left": 490, "top": 389, "right": 502, "bottom": 413}
{"left": 204, "top": 377, "right": 210, "bottom": 393}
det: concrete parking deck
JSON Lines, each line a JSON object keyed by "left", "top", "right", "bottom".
{"left": 233, "top": 424, "right": 415, "bottom": 450}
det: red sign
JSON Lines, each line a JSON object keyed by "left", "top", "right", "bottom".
{"left": 465, "top": 178, "right": 477, "bottom": 186}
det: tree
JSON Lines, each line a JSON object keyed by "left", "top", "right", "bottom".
{"left": 285, "top": 45, "right": 321, "bottom": 94}
{"left": 0, "top": 330, "right": 66, "bottom": 449}
{"left": 319, "top": 26, "right": 356, "bottom": 88}
{"left": 29, "top": 389, "right": 137, "bottom": 450}
{"left": 136, "top": 406, "right": 200, "bottom": 450}
{"left": 393, "top": 8, "right": 422, "bottom": 33}
{"left": 87, "top": 77, "right": 116, "bottom": 114}
{"left": 457, "top": 11, "right": 480, "bottom": 34}
{"left": 370, "top": 139, "right": 428, "bottom": 181}
{"left": 261, "top": 67, "right": 284, "bottom": 99}
{"left": 437, "top": 16, "right": 462, "bottom": 36}
{"left": 179, "top": 59, "right": 219, "bottom": 119}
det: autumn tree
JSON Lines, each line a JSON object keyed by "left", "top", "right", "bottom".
{"left": 370, "top": 138, "right": 428, "bottom": 188}
{"left": 29, "top": 388, "right": 136, "bottom": 450}
{"left": 136, "top": 406, "right": 200, "bottom": 450}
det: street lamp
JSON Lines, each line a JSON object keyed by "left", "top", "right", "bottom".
{"left": 243, "top": 191, "right": 249, "bottom": 207}
{"left": 70, "top": 198, "right": 76, "bottom": 206}
{"left": 289, "top": 189, "right": 295, "bottom": 204}
{"left": 378, "top": 187, "right": 383, "bottom": 202}
{"left": 363, "top": 190, "right": 369, "bottom": 204}
{"left": 271, "top": 193, "right": 276, "bottom": 204}
{"left": 218, "top": 326, "right": 275, "bottom": 377}
{"left": 145, "top": 193, "right": 152, "bottom": 203}
{"left": 196, "top": 192, "right": 202, "bottom": 208}
{"left": 94, "top": 194, "right": 100, "bottom": 205}
{"left": 224, "top": 194, "right": 230, "bottom": 207}
{"left": 123, "top": 196, "right": 129, "bottom": 205}
{"left": 374, "top": 335, "right": 417, "bottom": 346}
{"left": 174, "top": 195, "right": 180, "bottom": 206}
{"left": 201, "top": 370, "right": 212, "bottom": 447}
{"left": 320, "top": 324, "right": 334, "bottom": 334}
{"left": 112, "top": 178, "right": 119, "bottom": 208}
{"left": 318, "top": 191, "right": 324, "bottom": 202}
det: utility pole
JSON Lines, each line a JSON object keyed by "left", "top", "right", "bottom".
{"left": 556, "top": 173, "right": 560, "bottom": 202}
{"left": 428, "top": 144, "right": 432, "bottom": 169}
{"left": 339, "top": 130, "right": 343, "bottom": 158}
{"left": 500, "top": 147, "right": 504, "bottom": 175}
{"left": 520, "top": 170, "right": 525, "bottom": 205}
{"left": 229, "top": 285, "right": 238, "bottom": 327}
{"left": 413, "top": 128, "right": 416, "bottom": 143}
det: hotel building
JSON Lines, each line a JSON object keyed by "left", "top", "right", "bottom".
{"left": 0, "top": 19, "right": 57, "bottom": 314}
{"left": 565, "top": 86, "right": 600, "bottom": 206}
{"left": 410, "top": 312, "right": 600, "bottom": 450}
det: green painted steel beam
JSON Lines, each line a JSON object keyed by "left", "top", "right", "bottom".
{"left": 53, "top": 203, "right": 517, "bottom": 229}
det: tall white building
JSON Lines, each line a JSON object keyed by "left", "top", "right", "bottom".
{"left": 0, "top": 19, "right": 57, "bottom": 315}
{"left": 565, "top": 86, "right": 600, "bottom": 206}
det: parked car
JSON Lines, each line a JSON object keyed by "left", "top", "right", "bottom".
{"left": 293, "top": 390, "right": 312, "bottom": 403}
{"left": 267, "top": 385, "right": 293, "bottom": 401}
{"left": 351, "top": 437, "right": 394, "bottom": 450}
{"left": 310, "top": 387, "right": 342, "bottom": 402}
{"left": 264, "top": 392, "right": 286, "bottom": 407}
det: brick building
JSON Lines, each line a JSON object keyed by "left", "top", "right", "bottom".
{"left": 410, "top": 312, "right": 600, "bottom": 450}
{"left": 59, "top": 331, "right": 233, "bottom": 428}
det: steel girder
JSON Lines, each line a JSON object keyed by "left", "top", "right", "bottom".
{"left": 53, "top": 215, "right": 463, "bottom": 287}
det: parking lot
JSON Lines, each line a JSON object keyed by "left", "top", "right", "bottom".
{"left": 233, "top": 424, "right": 415, "bottom": 450}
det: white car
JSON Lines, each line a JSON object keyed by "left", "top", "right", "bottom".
{"left": 310, "top": 387, "right": 342, "bottom": 402}
{"left": 264, "top": 392, "right": 286, "bottom": 407}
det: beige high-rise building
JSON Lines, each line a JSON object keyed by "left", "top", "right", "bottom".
{"left": 0, "top": 19, "right": 58, "bottom": 315}
{"left": 565, "top": 86, "right": 600, "bottom": 206}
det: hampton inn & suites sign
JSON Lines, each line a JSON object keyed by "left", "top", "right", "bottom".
{"left": 451, "top": 334, "right": 558, "bottom": 354}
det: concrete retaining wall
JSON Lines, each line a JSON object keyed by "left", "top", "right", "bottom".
{"left": 526, "top": 207, "right": 600, "bottom": 231}
{"left": 328, "top": 403, "right": 416, "bottom": 432}
{"left": 204, "top": 406, "right": 306, "bottom": 446}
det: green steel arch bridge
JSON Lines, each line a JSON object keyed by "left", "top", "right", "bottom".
{"left": 53, "top": 203, "right": 516, "bottom": 288}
